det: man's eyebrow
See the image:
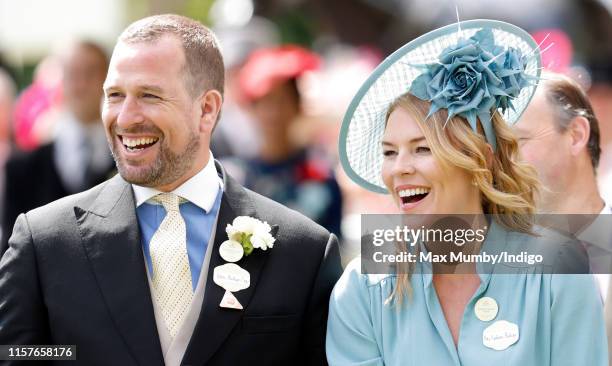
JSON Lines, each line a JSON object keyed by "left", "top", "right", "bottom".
{"left": 103, "top": 85, "right": 117, "bottom": 93}
{"left": 140, "top": 85, "right": 164, "bottom": 94}
{"left": 103, "top": 84, "right": 165, "bottom": 94}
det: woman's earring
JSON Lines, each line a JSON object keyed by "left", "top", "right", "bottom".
{"left": 472, "top": 178, "right": 478, "bottom": 186}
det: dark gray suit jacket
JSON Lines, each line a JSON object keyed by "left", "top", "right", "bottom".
{"left": 0, "top": 162, "right": 342, "bottom": 365}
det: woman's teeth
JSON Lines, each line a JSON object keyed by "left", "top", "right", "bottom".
{"left": 399, "top": 188, "right": 430, "bottom": 198}
{"left": 399, "top": 188, "right": 430, "bottom": 204}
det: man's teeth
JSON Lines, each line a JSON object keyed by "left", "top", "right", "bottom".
{"left": 398, "top": 188, "right": 430, "bottom": 198}
{"left": 123, "top": 137, "right": 158, "bottom": 148}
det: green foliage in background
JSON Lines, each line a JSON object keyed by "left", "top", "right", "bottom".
{"left": 272, "top": 9, "right": 317, "bottom": 47}
{"left": 185, "top": 0, "right": 216, "bottom": 26}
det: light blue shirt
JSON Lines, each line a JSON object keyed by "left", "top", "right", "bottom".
{"left": 136, "top": 192, "right": 221, "bottom": 290}
{"left": 132, "top": 154, "right": 223, "bottom": 290}
{"left": 327, "top": 222, "right": 608, "bottom": 365}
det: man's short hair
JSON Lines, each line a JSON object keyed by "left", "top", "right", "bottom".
{"left": 118, "top": 14, "right": 224, "bottom": 99}
{"left": 542, "top": 72, "right": 601, "bottom": 169}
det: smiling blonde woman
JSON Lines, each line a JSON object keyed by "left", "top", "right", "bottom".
{"left": 327, "top": 20, "right": 607, "bottom": 366}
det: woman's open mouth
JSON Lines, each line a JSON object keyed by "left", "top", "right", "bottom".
{"left": 398, "top": 187, "right": 430, "bottom": 209}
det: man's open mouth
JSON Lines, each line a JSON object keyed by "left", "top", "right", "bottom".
{"left": 120, "top": 136, "right": 159, "bottom": 152}
{"left": 399, "top": 187, "right": 430, "bottom": 205}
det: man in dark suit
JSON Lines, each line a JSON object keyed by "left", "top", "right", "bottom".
{"left": 1, "top": 41, "right": 115, "bottom": 253}
{"left": 0, "top": 14, "right": 342, "bottom": 366}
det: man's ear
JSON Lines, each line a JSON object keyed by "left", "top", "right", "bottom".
{"left": 199, "top": 89, "right": 223, "bottom": 133}
{"left": 568, "top": 116, "right": 590, "bottom": 156}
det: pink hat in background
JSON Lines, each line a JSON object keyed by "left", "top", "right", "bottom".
{"left": 238, "top": 45, "right": 321, "bottom": 102}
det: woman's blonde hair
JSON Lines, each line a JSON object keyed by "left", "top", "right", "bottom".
{"left": 385, "top": 93, "right": 540, "bottom": 305}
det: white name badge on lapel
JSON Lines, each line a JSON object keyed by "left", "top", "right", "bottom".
{"left": 213, "top": 263, "right": 250, "bottom": 292}
{"left": 219, "top": 240, "right": 244, "bottom": 263}
{"left": 220, "top": 290, "right": 243, "bottom": 310}
{"left": 474, "top": 296, "right": 498, "bottom": 322}
{"left": 482, "top": 320, "right": 519, "bottom": 351}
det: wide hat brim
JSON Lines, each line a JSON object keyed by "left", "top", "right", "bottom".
{"left": 339, "top": 19, "right": 542, "bottom": 194}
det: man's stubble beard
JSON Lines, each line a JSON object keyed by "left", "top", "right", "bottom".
{"left": 109, "top": 129, "right": 201, "bottom": 188}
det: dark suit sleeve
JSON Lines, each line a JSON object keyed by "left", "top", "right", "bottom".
{"left": 1, "top": 158, "right": 24, "bottom": 256}
{"left": 0, "top": 214, "right": 51, "bottom": 358}
{"left": 301, "top": 233, "right": 343, "bottom": 366}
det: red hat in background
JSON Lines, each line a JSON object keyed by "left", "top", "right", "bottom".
{"left": 238, "top": 45, "right": 321, "bottom": 102}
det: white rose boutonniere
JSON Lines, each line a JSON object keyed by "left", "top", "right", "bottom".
{"left": 225, "top": 216, "right": 276, "bottom": 256}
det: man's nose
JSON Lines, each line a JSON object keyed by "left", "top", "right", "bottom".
{"left": 116, "top": 96, "right": 145, "bottom": 128}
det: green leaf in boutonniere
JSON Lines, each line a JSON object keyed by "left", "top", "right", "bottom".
{"left": 239, "top": 233, "right": 254, "bottom": 256}
{"left": 226, "top": 216, "right": 276, "bottom": 257}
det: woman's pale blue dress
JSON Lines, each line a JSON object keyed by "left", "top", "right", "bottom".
{"left": 326, "top": 222, "right": 608, "bottom": 365}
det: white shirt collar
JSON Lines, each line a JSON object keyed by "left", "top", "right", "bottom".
{"left": 132, "top": 152, "right": 223, "bottom": 212}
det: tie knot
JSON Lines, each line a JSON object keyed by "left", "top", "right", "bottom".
{"left": 153, "top": 193, "right": 181, "bottom": 212}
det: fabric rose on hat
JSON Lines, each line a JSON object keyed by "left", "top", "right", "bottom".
{"left": 409, "top": 28, "right": 535, "bottom": 148}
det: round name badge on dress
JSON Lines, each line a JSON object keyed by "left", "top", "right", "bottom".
{"left": 213, "top": 263, "right": 250, "bottom": 292}
{"left": 474, "top": 296, "right": 498, "bottom": 322}
{"left": 219, "top": 240, "right": 244, "bottom": 263}
{"left": 482, "top": 320, "right": 519, "bottom": 351}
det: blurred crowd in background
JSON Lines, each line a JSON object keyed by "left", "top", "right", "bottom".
{"left": 1, "top": 0, "right": 612, "bottom": 262}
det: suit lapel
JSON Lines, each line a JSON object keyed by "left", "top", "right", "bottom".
{"left": 182, "top": 163, "right": 276, "bottom": 366}
{"left": 75, "top": 175, "right": 164, "bottom": 366}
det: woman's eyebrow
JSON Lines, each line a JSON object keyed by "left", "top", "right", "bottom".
{"left": 382, "top": 137, "right": 425, "bottom": 146}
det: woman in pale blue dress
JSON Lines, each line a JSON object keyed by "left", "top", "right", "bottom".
{"left": 328, "top": 19, "right": 607, "bottom": 365}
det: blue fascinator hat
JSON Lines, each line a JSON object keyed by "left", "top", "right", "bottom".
{"left": 339, "top": 20, "right": 542, "bottom": 193}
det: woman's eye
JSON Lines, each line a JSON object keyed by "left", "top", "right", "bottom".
{"left": 415, "top": 146, "right": 431, "bottom": 154}
{"left": 107, "top": 92, "right": 123, "bottom": 99}
{"left": 383, "top": 150, "right": 397, "bottom": 157}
